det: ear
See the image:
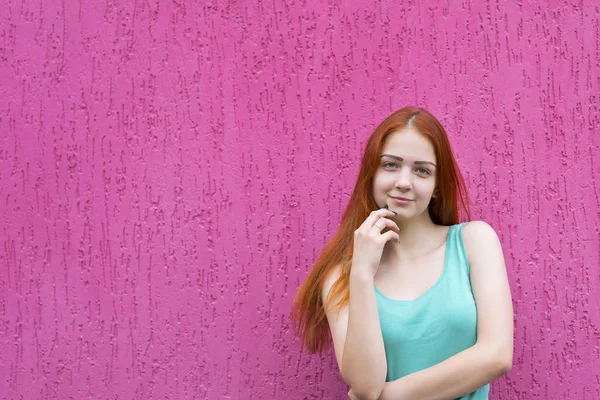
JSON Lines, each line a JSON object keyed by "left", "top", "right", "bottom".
{"left": 432, "top": 188, "right": 440, "bottom": 198}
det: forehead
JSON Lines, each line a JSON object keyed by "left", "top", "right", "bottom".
{"left": 381, "top": 128, "right": 436, "bottom": 163}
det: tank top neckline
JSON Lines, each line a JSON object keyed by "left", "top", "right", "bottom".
{"left": 373, "top": 223, "right": 458, "bottom": 303}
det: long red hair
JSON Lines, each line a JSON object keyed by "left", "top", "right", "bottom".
{"left": 291, "top": 106, "right": 472, "bottom": 353}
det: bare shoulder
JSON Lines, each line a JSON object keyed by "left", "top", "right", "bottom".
{"left": 462, "top": 220, "right": 500, "bottom": 246}
{"left": 321, "top": 264, "right": 344, "bottom": 308}
{"left": 461, "top": 221, "right": 503, "bottom": 266}
{"left": 462, "top": 220, "right": 497, "bottom": 237}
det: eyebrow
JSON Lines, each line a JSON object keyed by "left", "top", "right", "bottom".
{"left": 381, "top": 154, "right": 437, "bottom": 168}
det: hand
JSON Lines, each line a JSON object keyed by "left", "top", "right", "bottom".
{"left": 351, "top": 207, "right": 400, "bottom": 279}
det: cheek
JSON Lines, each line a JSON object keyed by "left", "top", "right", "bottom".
{"left": 415, "top": 179, "right": 436, "bottom": 196}
{"left": 373, "top": 173, "right": 391, "bottom": 188}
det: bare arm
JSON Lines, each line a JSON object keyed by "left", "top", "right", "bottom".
{"left": 379, "top": 221, "right": 514, "bottom": 400}
{"left": 379, "top": 342, "right": 510, "bottom": 400}
{"left": 323, "top": 267, "right": 387, "bottom": 400}
{"left": 345, "top": 271, "right": 388, "bottom": 396}
{"left": 324, "top": 208, "right": 399, "bottom": 400}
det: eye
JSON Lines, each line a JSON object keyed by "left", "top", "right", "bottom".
{"left": 382, "top": 162, "right": 398, "bottom": 169}
{"left": 416, "top": 167, "right": 431, "bottom": 175}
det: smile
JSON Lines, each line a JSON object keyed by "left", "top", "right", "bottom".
{"left": 390, "top": 196, "right": 414, "bottom": 204}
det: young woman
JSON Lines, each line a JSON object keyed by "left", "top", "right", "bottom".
{"left": 292, "top": 107, "right": 514, "bottom": 400}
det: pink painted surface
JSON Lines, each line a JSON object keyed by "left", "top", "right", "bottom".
{"left": 1, "top": 1, "right": 599, "bottom": 399}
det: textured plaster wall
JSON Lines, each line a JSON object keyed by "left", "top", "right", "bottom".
{"left": 1, "top": 0, "right": 599, "bottom": 399}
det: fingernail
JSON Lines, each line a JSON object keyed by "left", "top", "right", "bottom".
{"left": 382, "top": 204, "right": 389, "bottom": 209}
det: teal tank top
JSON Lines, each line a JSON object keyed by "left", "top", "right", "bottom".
{"left": 374, "top": 222, "right": 489, "bottom": 399}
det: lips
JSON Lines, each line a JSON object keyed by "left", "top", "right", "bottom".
{"left": 391, "top": 196, "right": 413, "bottom": 201}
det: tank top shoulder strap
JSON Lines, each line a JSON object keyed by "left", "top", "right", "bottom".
{"left": 446, "top": 222, "right": 471, "bottom": 276}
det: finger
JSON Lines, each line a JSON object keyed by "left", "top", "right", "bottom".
{"left": 373, "top": 217, "right": 400, "bottom": 233}
{"left": 380, "top": 230, "right": 401, "bottom": 243}
{"left": 363, "top": 208, "right": 397, "bottom": 228}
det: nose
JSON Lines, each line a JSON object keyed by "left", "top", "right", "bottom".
{"left": 394, "top": 167, "right": 412, "bottom": 191}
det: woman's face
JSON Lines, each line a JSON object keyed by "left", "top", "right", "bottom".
{"left": 372, "top": 127, "right": 438, "bottom": 219}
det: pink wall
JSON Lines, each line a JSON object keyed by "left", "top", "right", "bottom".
{"left": 1, "top": 1, "right": 599, "bottom": 398}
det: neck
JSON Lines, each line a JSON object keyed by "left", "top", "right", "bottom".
{"left": 381, "top": 213, "right": 444, "bottom": 262}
